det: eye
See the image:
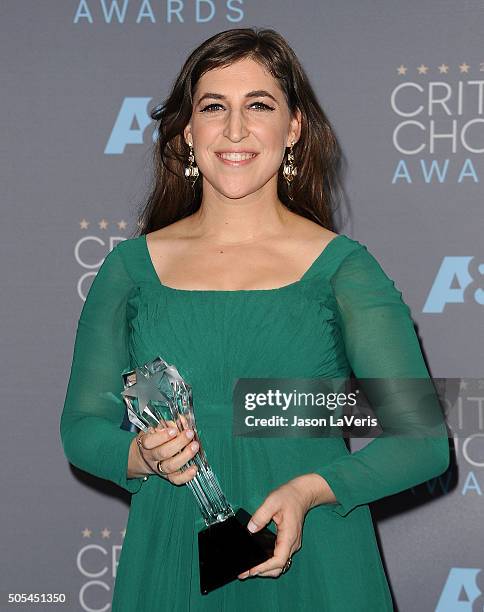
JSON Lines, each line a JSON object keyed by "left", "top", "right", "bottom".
{"left": 200, "top": 103, "right": 224, "bottom": 113}
{"left": 250, "top": 101, "right": 275, "bottom": 111}
{"left": 199, "top": 101, "right": 275, "bottom": 113}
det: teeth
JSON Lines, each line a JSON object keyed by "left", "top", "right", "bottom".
{"left": 218, "top": 152, "right": 256, "bottom": 161}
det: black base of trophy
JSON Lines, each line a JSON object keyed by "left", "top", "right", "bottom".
{"left": 198, "top": 507, "right": 277, "bottom": 595}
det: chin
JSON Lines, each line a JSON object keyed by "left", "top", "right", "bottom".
{"left": 206, "top": 179, "right": 262, "bottom": 199}
{"left": 219, "top": 187, "right": 262, "bottom": 200}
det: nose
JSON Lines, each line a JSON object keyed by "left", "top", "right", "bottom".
{"left": 223, "top": 108, "right": 249, "bottom": 141}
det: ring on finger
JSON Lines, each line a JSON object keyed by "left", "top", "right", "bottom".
{"left": 281, "top": 557, "right": 292, "bottom": 574}
{"left": 136, "top": 432, "right": 145, "bottom": 450}
{"left": 157, "top": 460, "right": 168, "bottom": 477}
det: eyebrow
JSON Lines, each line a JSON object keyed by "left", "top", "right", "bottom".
{"left": 196, "top": 90, "right": 278, "bottom": 105}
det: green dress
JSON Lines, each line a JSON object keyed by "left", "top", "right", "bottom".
{"left": 60, "top": 233, "right": 449, "bottom": 611}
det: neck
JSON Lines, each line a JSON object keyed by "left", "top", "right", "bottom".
{"left": 190, "top": 179, "right": 293, "bottom": 245}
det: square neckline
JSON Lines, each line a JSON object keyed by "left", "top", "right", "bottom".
{"left": 140, "top": 232, "right": 346, "bottom": 294}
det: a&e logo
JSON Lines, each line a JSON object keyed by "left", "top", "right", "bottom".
{"left": 436, "top": 568, "right": 484, "bottom": 611}
{"left": 423, "top": 256, "right": 484, "bottom": 313}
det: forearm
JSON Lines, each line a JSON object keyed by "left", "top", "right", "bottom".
{"left": 313, "top": 432, "right": 449, "bottom": 518}
{"left": 60, "top": 415, "right": 148, "bottom": 493}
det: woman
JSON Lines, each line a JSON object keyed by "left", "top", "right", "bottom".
{"left": 60, "top": 28, "right": 449, "bottom": 611}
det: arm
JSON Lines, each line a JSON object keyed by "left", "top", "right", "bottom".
{"left": 312, "top": 244, "right": 450, "bottom": 517}
{"left": 59, "top": 244, "right": 148, "bottom": 494}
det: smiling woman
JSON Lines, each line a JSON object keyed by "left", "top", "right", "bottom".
{"left": 60, "top": 26, "right": 449, "bottom": 612}
{"left": 142, "top": 28, "right": 342, "bottom": 232}
{"left": 183, "top": 57, "right": 301, "bottom": 202}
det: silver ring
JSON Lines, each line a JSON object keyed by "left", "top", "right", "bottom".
{"left": 157, "top": 460, "right": 167, "bottom": 476}
{"left": 282, "top": 557, "right": 292, "bottom": 574}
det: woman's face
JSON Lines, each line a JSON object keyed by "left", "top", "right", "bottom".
{"left": 184, "top": 57, "right": 301, "bottom": 200}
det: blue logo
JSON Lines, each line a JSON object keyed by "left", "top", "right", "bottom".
{"left": 423, "top": 257, "right": 484, "bottom": 313}
{"left": 105, "top": 97, "right": 153, "bottom": 154}
{"left": 436, "top": 568, "right": 483, "bottom": 611}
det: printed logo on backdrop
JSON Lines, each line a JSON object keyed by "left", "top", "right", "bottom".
{"left": 410, "top": 379, "right": 484, "bottom": 503}
{"left": 391, "top": 61, "right": 484, "bottom": 314}
{"left": 73, "top": 0, "right": 245, "bottom": 24}
{"left": 391, "top": 61, "right": 484, "bottom": 184}
{"left": 436, "top": 567, "right": 484, "bottom": 611}
{"left": 423, "top": 254, "right": 484, "bottom": 313}
{"left": 77, "top": 526, "right": 126, "bottom": 611}
{"left": 75, "top": 220, "right": 128, "bottom": 300}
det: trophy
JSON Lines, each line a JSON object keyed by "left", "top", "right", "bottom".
{"left": 121, "top": 356, "right": 276, "bottom": 594}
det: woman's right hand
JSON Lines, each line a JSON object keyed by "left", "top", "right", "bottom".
{"left": 137, "top": 420, "right": 200, "bottom": 485}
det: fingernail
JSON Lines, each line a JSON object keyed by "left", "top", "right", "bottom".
{"left": 247, "top": 520, "right": 257, "bottom": 533}
{"left": 239, "top": 572, "right": 249, "bottom": 579}
{"left": 190, "top": 441, "right": 199, "bottom": 451}
{"left": 167, "top": 428, "right": 177, "bottom": 436}
{"left": 186, "top": 429, "right": 194, "bottom": 439}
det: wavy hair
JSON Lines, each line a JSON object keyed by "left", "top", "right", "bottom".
{"left": 134, "top": 27, "right": 344, "bottom": 236}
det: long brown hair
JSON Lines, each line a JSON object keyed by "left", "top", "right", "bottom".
{"left": 133, "top": 27, "right": 344, "bottom": 237}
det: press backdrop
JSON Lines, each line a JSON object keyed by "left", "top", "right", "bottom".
{"left": 1, "top": 1, "right": 483, "bottom": 611}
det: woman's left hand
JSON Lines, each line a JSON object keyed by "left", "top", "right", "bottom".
{"left": 237, "top": 474, "right": 321, "bottom": 579}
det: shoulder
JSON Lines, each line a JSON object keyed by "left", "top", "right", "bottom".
{"left": 277, "top": 214, "right": 345, "bottom": 267}
{"left": 143, "top": 219, "right": 195, "bottom": 262}
{"left": 145, "top": 217, "right": 192, "bottom": 243}
{"left": 288, "top": 215, "right": 372, "bottom": 272}
{"left": 285, "top": 213, "right": 338, "bottom": 244}
{"left": 329, "top": 239, "right": 411, "bottom": 314}
{"left": 331, "top": 237, "right": 389, "bottom": 279}
{"left": 104, "top": 237, "right": 146, "bottom": 284}
{"left": 290, "top": 226, "right": 401, "bottom": 299}
{"left": 286, "top": 215, "right": 366, "bottom": 260}
{"left": 79, "top": 240, "right": 138, "bottom": 315}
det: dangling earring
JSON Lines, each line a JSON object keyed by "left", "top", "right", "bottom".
{"left": 282, "top": 140, "right": 297, "bottom": 200}
{"left": 184, "top": 141, "right": 199, "bottom": 186}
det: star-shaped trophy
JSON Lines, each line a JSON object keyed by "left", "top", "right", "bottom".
{"left": 121, "top": 356, "right": 276, "bottom": 594}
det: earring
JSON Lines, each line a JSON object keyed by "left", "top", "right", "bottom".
{"left": 282, "top": 140, "right": 297, "bottom": 200}
{"left": 184, "top": 142, "right": 199, "bottom": 186}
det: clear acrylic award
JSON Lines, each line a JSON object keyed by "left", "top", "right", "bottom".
{"left": 121, "top": 356, "right": 276, "bottom": 594}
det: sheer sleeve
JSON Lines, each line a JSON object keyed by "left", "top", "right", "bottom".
{"left": 59, "top": 244, "right": 146, "bottom": 494}
{"left": 315, "top": 244, "right": 450, "bottom": 517}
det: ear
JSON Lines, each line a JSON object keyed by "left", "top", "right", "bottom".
{"left": 287, "top": 107, "right": 302, "bottom": 147}
{"left": 183, "top": 124, "right": 192, "bottom": 146}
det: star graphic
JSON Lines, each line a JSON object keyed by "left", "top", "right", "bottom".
{"left": 122, "top": 367, "right": 169, "bottom": 420}
{"left": 99, "top": 219, "right": 108, "bottom": 230}
{"left": 459, "top": 62, "right": 470, "bottom": 73}
{"left": 101, "top": 528, "right": 111, "bottom": 539}
{"left": 438, "top": 64, "right": 449, "bottom": 74}
{"left": 117, "top": 220, "right": 127, "bottom": 230}
{"left": 80, "top": 219, "right": 89, "bottom": 229}
{"left": 417, "top": 64, "right": 429, "bottom": 74}
{"left": 82, "top": 528, "right": 92, "bottom": 538}
{"left": 397, "top": 64, "right": 407, "bottom": 76}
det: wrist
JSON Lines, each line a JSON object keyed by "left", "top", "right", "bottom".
{"left": 293, "top": 473, "right": 337, "bottom": 510}
{"left": 127, "top": 434, "right": 152, "bottom": 479}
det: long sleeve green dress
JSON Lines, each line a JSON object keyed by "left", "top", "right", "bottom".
{"left": 60, "top": 232, "right": 449, "bottom": 611}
